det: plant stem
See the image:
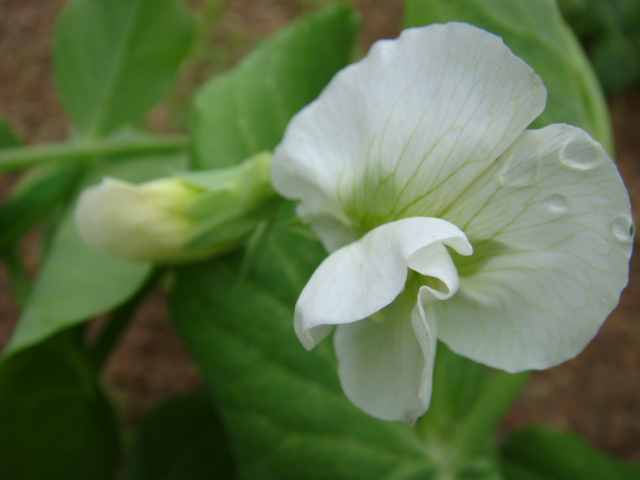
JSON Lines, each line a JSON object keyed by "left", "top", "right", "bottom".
{"left": 0, "top": 135, "right": 189, "bottom": 172}
{"left": 442, "top": 370, "right": 531, "bottom": 474}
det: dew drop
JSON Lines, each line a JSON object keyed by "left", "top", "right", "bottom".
{"left": 559, "top": 138, "right": 602, "bottom": 171}
{"left": 498, "top": 151, "right": 539, "bottom": 187}
{"left": 611, "top": 214, "right": 634, "bottom": 243}
{"left": 545, "top": 193, "right": 568, "bottom": 213}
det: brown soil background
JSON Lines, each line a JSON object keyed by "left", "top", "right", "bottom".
{"left": 1, "top": 0, "right": 639, "bottom": 464}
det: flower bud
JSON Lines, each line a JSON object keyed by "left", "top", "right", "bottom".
{"left": 75, "top": 152, "right": 278, "bottom": 263}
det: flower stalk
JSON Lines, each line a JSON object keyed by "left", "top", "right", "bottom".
{"left": 0, "top": 135, "right": 189, "bottom": 172}
{"left": 439, "top": 371, "right": 531, "bottom": 475}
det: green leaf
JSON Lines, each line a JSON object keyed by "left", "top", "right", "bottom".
{"left": 1, "top": 153, "right": 187, "bottom": 361}
{"left": 170, "top": 204, "right": 436, "bottom": 480}
{"left": 403, "top": 0, "right": 613, "bottom": 152}
{"left": 0, "top": 165, "right": 80, "bottom": 251}
{"left": 54, "top": 0, "right": 196, "bottom": 137}
{"left": 190, "top": 3, "right": 359, "bottom": 169}
{"left": 0, "top": 330, "right": 119, "bottom": 480}
{"left": 0, "top": 118, "right": 21, "bottom": 148}
{"left": 125, "top": 391, "right": 239, "bottom": 480}
{"left": 500, "top": 426, "right": 640, "bottom": 480}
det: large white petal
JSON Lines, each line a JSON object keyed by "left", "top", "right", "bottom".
{"left": 334, "top": 289, "right": 438, "bottom": 424}
{"left": 272, "top": 22, "right": 546, "bottom": 251}
{"left": 436, "top": 124, "right": 633, "bottom": 371}
{"left": 294, "top": 217, "right": 471, "bottom": 350}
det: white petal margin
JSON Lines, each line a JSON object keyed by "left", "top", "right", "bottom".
{"left": 436, "top": 124, "right": 633, "bottom": 372}
{"left": 272, "top": 22, "right": 546, "bottom": 252}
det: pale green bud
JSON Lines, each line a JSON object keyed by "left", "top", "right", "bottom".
{"left": 75, "top": 153, "right": 278, "bottom": 263}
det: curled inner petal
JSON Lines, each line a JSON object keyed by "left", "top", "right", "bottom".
{"left": 334, "top": 284, "right": 436, "bottom": 424}
{"left": 333, "top": 265, "right": 461, "bottom": 424}
{"left": 294, "top": 216, "right": 472, "bottom": 350}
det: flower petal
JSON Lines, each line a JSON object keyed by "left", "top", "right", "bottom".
{"left": 334, "top": 288, "right": 437, "bottom": 423}
{"left": 75, "top": 177, "right": 198, "bottom": 262}
{"left": 435, "top": 124, "right": 633, "bottom": 371}
{"left": 409, "top": 242, "right": 460, "bottom": 302}
{"left": 272, "top": 22, "right": 546, "bottom": 251}
{"left": 294, "top": 217, "right": 471, "bottom": 350}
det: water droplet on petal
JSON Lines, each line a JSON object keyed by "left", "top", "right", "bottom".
{"left": 545, "top": 193, "right": 568, "bottom": 213}
{"left": 498, "top": 151, "right": 539, "bottom": 187}
{"left": 559, "top": 138, "right": 602, "bottom": 171}
{"left": 611, "top": 214, "right": 634, "bottom": 243}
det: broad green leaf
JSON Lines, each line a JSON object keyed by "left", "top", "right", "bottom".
{"left": 190, "top": 4, "right": 359, "bottom": 169}
{"left": 1, "top": 153, "right": 187, "bottom": 360}
{"left": 170, "top": 204, "right": 436, "bottom": 480}
{"left": 54, "top": 0, "right": 196, "bottom": 137}
{"left": 125, "top": 391, "right": 238, "bottom": 480}
{"left": 500, "top": 426, "right": 640, "bottom": 480}
{"left": 403, "top": 0, "right": 613, "bottom": 152}
{"left": 0, "top": 121, "right": 76, "bottom": 253}
{"left": 0, "top": 330, "right": 119, "bottom": 480}
{"left": 0, "top": 118, "right": 21, "bottom": 148}
{"left": 0, "top": 165, "right": 80, "bottom": 251}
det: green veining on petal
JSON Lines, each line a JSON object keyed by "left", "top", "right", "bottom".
{"left": 449, "top": 240, "right": 511, "bottom": 277}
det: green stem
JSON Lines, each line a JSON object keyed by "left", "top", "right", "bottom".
{"left": 90, "top": 268, "right": 164, "bottom": 370}
{"left": 0, "top": 135, "right": 189, "bottom": 172}
{"left": 443, "top": 370, "right": 531, "bottom": 474}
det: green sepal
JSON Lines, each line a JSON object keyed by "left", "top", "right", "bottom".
{"left": 183, "top": 152, "right": 280, "bottom": 250}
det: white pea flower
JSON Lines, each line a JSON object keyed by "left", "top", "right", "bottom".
{"left": 271, "top": 23, "right": 633, "bottom": 424}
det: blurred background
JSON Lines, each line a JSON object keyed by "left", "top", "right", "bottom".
{"left": 0, "top": 0, "right": 638, "bottom": 462}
